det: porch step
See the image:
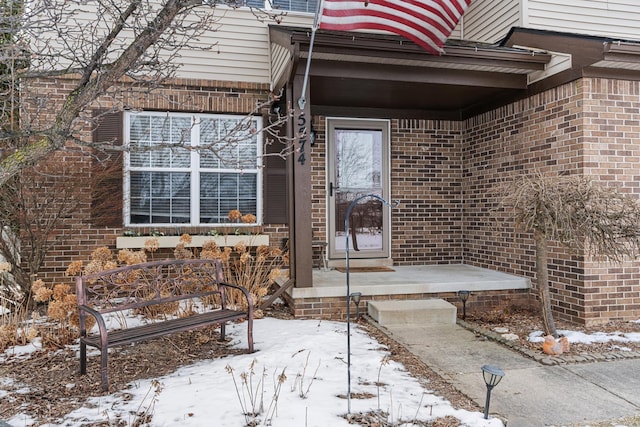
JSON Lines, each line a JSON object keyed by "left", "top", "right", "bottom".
{"left": 367, "top": 299, "right": 457, "bottom": 326}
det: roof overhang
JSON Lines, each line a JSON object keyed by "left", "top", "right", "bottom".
{"left": 272, "top": 26, "right": 640, "bottom": 120}
{"left": 503, "top": 27, "right": 640, "bottom": 85}
{"left": 270, "top": 26, "right": 557, "bottom": 120}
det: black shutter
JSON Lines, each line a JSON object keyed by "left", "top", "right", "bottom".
{"left": 90, "top": 110, "right": 123, "bottom": 227}
{"left": 263, "top": 117, "right": 288, "bottom": 224}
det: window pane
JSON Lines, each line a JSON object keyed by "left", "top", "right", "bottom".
{"left": 199, "top": 172, "right": 257, "bottom": 224}
{"left": 200, "top": 198, "right": 221, "bottom": 224}
{"left": 150, "top": 116, "right": 169, "bottom": 142}
{"left": 129, "top": 171, "right": 190, "bottom": 224}
{"left": 238, "top": 139, "right": 257, "bottom": 169}
{"left": 273, "top": 0, "right": 317, "bottom": 12}
{"left": 130, "top": 115, "right": 150, "bottom": 142}
{"left": 220, "top": 174, "right": 238, "bottom": 197}
{"left": 129, "top": 115, "right": 151, "bottom": 167}
{"left": 200, "top": 173, "right": 219, "bottom": 198}
{"left": 239, "top": 174, "right": 257, "bottom": 196}
{"left": 244, "top": 0, "right": 263, "bottom": 7}
{"left": 200, "top": 118, "right": 221, "bottom": 168}
{"left": 144, "top": 116, "right": 190, "bottom": 168}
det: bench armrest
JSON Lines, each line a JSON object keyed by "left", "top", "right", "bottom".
{"left": 218, "top": 282, "right": 254, "bottom": 316}
{"left": 78, "top": 304, "right": 108, "bottom": 340}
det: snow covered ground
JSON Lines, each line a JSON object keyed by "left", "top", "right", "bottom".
{"left": 3, "top": 317, "right": 640, "bottom": 426}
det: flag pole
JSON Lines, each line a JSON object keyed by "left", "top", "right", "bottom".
{"left": 297, "top": 0, "right": 324, "bottom": 110}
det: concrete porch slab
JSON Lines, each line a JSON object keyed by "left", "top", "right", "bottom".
{"left": 290, "top": 264, "right": 530, "bottom": 299}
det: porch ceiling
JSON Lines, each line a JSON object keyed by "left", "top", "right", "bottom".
{"left": 269, "top": 26, "right": 554, "bottom": 120}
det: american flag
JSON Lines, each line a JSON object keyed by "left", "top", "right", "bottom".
{"left": 319, "top": 0, "right": 472, "bottom": 55}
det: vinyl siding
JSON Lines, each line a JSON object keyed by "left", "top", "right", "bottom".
{"left": 526, "top": 0, "right": 640, "bottom": 40}
{"left": 175, "top": 8, "right": 313, "bottom": 82}
{"left": 37, "top": 5, "right": 313, "bottom": 84}
{"left": 458, "top": 0, "right": 521, "bottom": 43}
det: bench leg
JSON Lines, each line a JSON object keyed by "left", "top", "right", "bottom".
{"left": 80, "top": 342, "right": 87, "bottom": 375}
{"left": 101, "top": 347, "right": 109, "bottom": 392}
{"left": 247, "top": 316, "right": 254, "bottom": 353}
{"left": 219, "top": 323, "right": 226, "bottom": 341}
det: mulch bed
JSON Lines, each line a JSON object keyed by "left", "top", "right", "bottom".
{"left": 461, "top": 306, "right": 640, "bottom": 355}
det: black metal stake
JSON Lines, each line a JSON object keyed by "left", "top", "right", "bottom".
{"left": 458, "top": 290, "right": 470, "bottom": 320}
{"left": 345, "top": 194, "right": 398, "bottom": 415}
{"left": 481, "top": 364, "right": 505, "bottom": 420}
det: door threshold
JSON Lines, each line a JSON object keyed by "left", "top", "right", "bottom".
{"left": 327, "top": 258, "right": 393, "bottom": 269}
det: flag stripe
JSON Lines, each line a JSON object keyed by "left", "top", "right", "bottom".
{"left": 319, "top": 0, "right": 472, "bottom": 54}
{"left": 323, "top": 1, "right": 451, "bottom": 39}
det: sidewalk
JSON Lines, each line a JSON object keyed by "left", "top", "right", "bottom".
{"left": 382, "top": 323, "right": 640, "bottom": 426}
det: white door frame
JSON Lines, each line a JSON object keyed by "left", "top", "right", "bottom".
{"left": 326, "top": 117, "right": 391, "bottom": 263}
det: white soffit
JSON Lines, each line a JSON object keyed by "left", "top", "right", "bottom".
{"left": 513, "top": 45, "right": 573, "bottom": 85}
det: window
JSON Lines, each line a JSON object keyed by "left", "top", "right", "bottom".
{"left": 124, "top": 112, "right": 262, "bottom": 226}
{"left": 242, "top": 0, "right": 318, "bottom": 13}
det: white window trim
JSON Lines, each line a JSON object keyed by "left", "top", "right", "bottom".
{"left": 123, "top": 111, "right": 263, "bottom": 227}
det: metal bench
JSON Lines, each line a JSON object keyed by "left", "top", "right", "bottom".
{"left": 75, "top": 258, "right": 254, "bottom": 391}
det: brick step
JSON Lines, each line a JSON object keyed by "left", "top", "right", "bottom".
{"left": 367, "top": 299, "right": 457, "bottom": 326}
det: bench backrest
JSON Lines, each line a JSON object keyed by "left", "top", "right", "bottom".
{"left": 76, "top": 259, "right": 226, "bottom": 315}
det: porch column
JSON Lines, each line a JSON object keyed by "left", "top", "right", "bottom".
{"left": 287, "top": 72, "right": 313, "bottom": 288}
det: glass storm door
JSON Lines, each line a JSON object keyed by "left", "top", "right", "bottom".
{"left": 327, "top": 118, "right": 390, "bottom": 260}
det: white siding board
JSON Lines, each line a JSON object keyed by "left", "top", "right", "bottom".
{"left": 527, "top": 0, "right": 640, "bottom": 40}
{"left": 270, "top": 43, "right": 291, "bottom": 89}
{"left": 449, "top": 25, "right": 463, "bottom": 40}
{"left": 188, "top": 9, "right": 313, "bottom": 82}
{"left": 462, "top": 0, "right": 520, "bottom": 43}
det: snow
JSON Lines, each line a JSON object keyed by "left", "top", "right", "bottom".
{"left": 528, "top": 327, "right": 640, "bottom": 349}
{"left": 3, "top": 317, "right": 640, "bottom": 426}
{"left": 3, "top": 318, "right": 502, "bottom": 427}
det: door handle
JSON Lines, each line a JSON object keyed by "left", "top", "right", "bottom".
{"left": 329, "top": 182, "right": 334, "bottom": 197}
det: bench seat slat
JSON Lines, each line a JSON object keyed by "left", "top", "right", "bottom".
{"left": 81, "top": 309, "right": 248, "bottom": 348}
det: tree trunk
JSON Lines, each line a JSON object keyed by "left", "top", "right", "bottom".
{"left": 534, "top": 229, "right": 558, "bottom": 337}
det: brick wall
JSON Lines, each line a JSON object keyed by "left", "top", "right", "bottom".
{"left": 309, "top": 78, "right": 640, "bottom": 325}
{"left": 462, "top": 81, "right": 586, "bottom": 324}
{"left": 292, "top": 289, "right": 534, "bottom": 320}
{"left": 310, "top": 117, "right": 465, "bottom": 265}
{"left": 392, "top": 119, "right": 465, "bottom": 264}
{"left": 580, "top": 78, "right": 640, "bottom": 325}
{"left": 22, "top": 76, "right": 284, "bottom": 286}
{"left": 463, "top": 78, "right": 640, "bottom": 326}
{"left": 24, "top": 74, "right": 640, "bottom": 325}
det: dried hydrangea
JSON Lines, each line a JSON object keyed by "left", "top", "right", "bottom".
{"left": 91, "top": 247, "right": 113, "bottom": 262}
{"left": 47, "top": 300, "right": 68, "bottom": 322}
{"left": 228, "top": 209, "right": 242, "bottom": 222}
{"left": 241, "top": 214, "right": 256, "bottom": 224}
{"left": 234, "top": 242, "right": 247, "bottom": 254}
{"left": 144, "top": 238, "right": 160, "bottom": 253}
{"left": 118, "top": 249, "right": 147, "bottom": 265}
{"left": 65, "top": 260, "right": 83, "bottom": 277}
{"left": 33, "top": 285, "right": 53, "bottom": 303}
{"left": 240, "top": 252, "right": 253, "bottom": 264}
{"left": 174, "top": 243, "right": 193, "bottom": 260}
{"left": 52, "top": 284, "right": 71, "bottom": 302}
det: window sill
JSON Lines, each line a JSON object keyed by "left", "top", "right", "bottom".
{"left": 116, "top": 234, "right": 270, "bottom": 249}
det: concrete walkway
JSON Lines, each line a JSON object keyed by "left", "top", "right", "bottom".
{"left": 382, "top": 323, "right": 640, "bottom": 426}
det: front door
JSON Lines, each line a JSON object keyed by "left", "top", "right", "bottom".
{"left": 327, "top": 118, "right": 390, "bottom": 261}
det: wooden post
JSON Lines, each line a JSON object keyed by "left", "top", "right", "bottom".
{"left": 287, "top": 73, "right": 313, "bottom": 288}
